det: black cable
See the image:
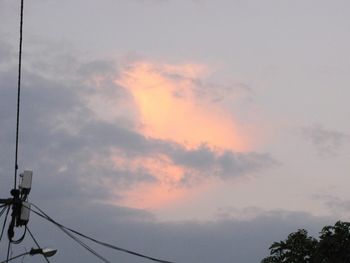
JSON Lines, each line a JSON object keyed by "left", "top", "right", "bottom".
{"left": 0, "top": 206, "right": 10, "bottom": 241}
{"left": 5, "top": 240, "right": 11, "bottom": 263}
{"left": 0, "top": 251, "right": 28, "bottom": 263}
{"left": 53, "top": 223, "right": 111, "bottom": 263}
{"left": 29, "top": 203, "right": 176, "bottom": 263}
{"left": 10, "top": 226, "right": 26, "bottom": 244}
{"left": 25, "top": 226, "right": 50, "bottom": 263}
{"left": 0, "top": 206, "right": 7, "bottom": 218}
{"left": 14, "top": 0, "right": 24, "bottom": 189}
{"left": 24, "top": 206, "right": 111, "bottom": 263}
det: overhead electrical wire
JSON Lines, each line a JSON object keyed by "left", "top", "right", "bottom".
{"left": 27, "top": 203, "right": 176, "bottom": 263}
{"left": 14, "top": 0, "right": 24, "bottom": 189}
{"left": 25, "top": 206, "right": 111, "bottom": 263}
{"left": 0, "top": 251, "right": 28, "bottom": 263}
{"left": 9, "top": 227, "right": 26, "bottom": 245}
{"left": 51, "top": 222, "right": 111, "bottom": 263}
{"left": 0, "top": 206, "right": 10, "bottom": 241}
{"left": 0, "top": 206, "right": 7, "bottom": 218}
{"left": 26, "top": 226, "right": 50, "bottom": 263}
{"left": 54, "top": 225, "right": 111, "bottom": 263}
{"left": 5, "top": 240, "right": 11, "bottom": 263}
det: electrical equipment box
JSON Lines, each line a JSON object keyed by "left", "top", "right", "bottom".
{"left": 19, "top": 170, "right": 32, "bottom": 194}
{"left": 20, "top": 201, "right": 30, "bottom": 225}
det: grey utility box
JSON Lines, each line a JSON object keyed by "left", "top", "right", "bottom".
{"left": 19, "top": 170, "right": 32, "bottom": 194}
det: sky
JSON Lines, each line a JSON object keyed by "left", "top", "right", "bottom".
{"left": 0, "top": 0, "right": 350, "bottom": 262}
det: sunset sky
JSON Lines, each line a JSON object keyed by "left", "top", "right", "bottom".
{"left": 0, "top": 1, "right": 350, "bottom": 262}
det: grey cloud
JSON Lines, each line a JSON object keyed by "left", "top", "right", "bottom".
{"left": 216, "top": 150, "right": 276, "bottom": 178}
{"left": 78, "top": 59, "right": 116, "bottom": 77}
{"left": 313, "top": 194, "right": 350, "bottom": 216}
{"left": 57, "top": 120, "right": 276, "bottom": 188}
{"left": 167, "top": 144, "right": 215, "bottom": 169}
{"left": 161, "top": 68, "right": 253, "bottom": 103}
{"left": 302, "top": 124, "right": 349, "bottom": 157}
{"left": 0, "top": 64, "right": 154, "bottom": 200}
{"left": 168, "top": 144, "right": 276, "bottom": 183}
{"left": 0, "top": 39, "right": 14, "bottom": 64}
{"left": 16, "top": 204, "right": 333, "bottom": 263}
{"left": 0, "top": 42, "right": 275, "bottom": 203}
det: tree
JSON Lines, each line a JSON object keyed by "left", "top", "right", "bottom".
{"left": 261, "top": 221, "right": 350, "bottom": 263}
{"left": 261, "top": 229, "right": 317, "bottom": 263}
{"left": 314, "top": 221, "right": 350, "bottom": 263}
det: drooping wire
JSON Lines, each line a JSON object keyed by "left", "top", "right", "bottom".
{"left": 53, "top": 223, "right": 111, "bottom": 263}
{"left": 0, "top": 206, "right": 10, "bottom": 241}
{"left": 24, "top": 206, "right": 111, "bottom": 263}
{"left": 10, "top": 226, "right": 26, "bottom": 244}
{"left": 14, "top": 0, "right": 25, "bottom": 189}
{"left": 28, "top": 203, "right": 176, "bottom": 263}
{"left": 25, "top": 226, "right": 50, "bottom": 263}
{"left": 27, "top": 224, "right": 107, "bottom": 263}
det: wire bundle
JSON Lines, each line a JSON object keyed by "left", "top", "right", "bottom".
{"left": 26, "top": 203, "right": 176, "bottom": 263}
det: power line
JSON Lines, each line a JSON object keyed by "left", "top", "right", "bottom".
{"left": 0, "top": 206, "right": 7, "bottom": 218}
{"left": 28, "top": 203, "right": 176, "bottom": 263}
{"left": 53, "top": 223, "right": 111, "bottom": 263}
{"left": 14, "top": 0, "right": 25, "bottom": 189}
{"left": 0, "top": 251, "right": 27, "bottom": 263}
{"left": 26, "top": 206, "right": 111, "bottom": 263}
{"left": 5, "top": 240, "right": 11, "bottom": 263}
{"left": 25, "top": 226, "right": 50, "bottom": 263}
{"left": 0, "top": 206, "right": 10, "bottom": 241}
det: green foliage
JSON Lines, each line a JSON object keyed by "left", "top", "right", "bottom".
{"left": 261, "top": 221, "right": 350, "bottom": 263}
{"left": 315, "top": 221, "right": 350, "bottom": 263}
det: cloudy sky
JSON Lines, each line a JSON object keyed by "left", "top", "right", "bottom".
{"left": 1, "top": 0, "right": 350, "bottom": 262}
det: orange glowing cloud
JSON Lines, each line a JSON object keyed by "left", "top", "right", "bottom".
{"left": 108, "top": 153, "right": 187, "bottom": 209}
{"left": 116, "top": 62, "right": 247, "bottom": 151}
{"left": 108, "top": 61, "right": 249, "bottom": 210}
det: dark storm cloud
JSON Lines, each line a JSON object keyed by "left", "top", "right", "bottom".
{"left": 302, "top": 124, "right": 349, "bottom": 157}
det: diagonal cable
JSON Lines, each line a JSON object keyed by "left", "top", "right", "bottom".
{"left": 5, "top": 240, "right": 11, "bottom": 263}
{"left": 24, "top": 206, "right": 111, "bottom": 263}
{"left": 0, "top": 206, "right": 10, "bottom": 241}
{"left": 28, "top": 203, "right": 176, "bottom": 263}
{"left": 25, "top": 226, "right": 50, "bottom": 263}
{"left": 0, "top": 206, "right": 7, "bottom": 218}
